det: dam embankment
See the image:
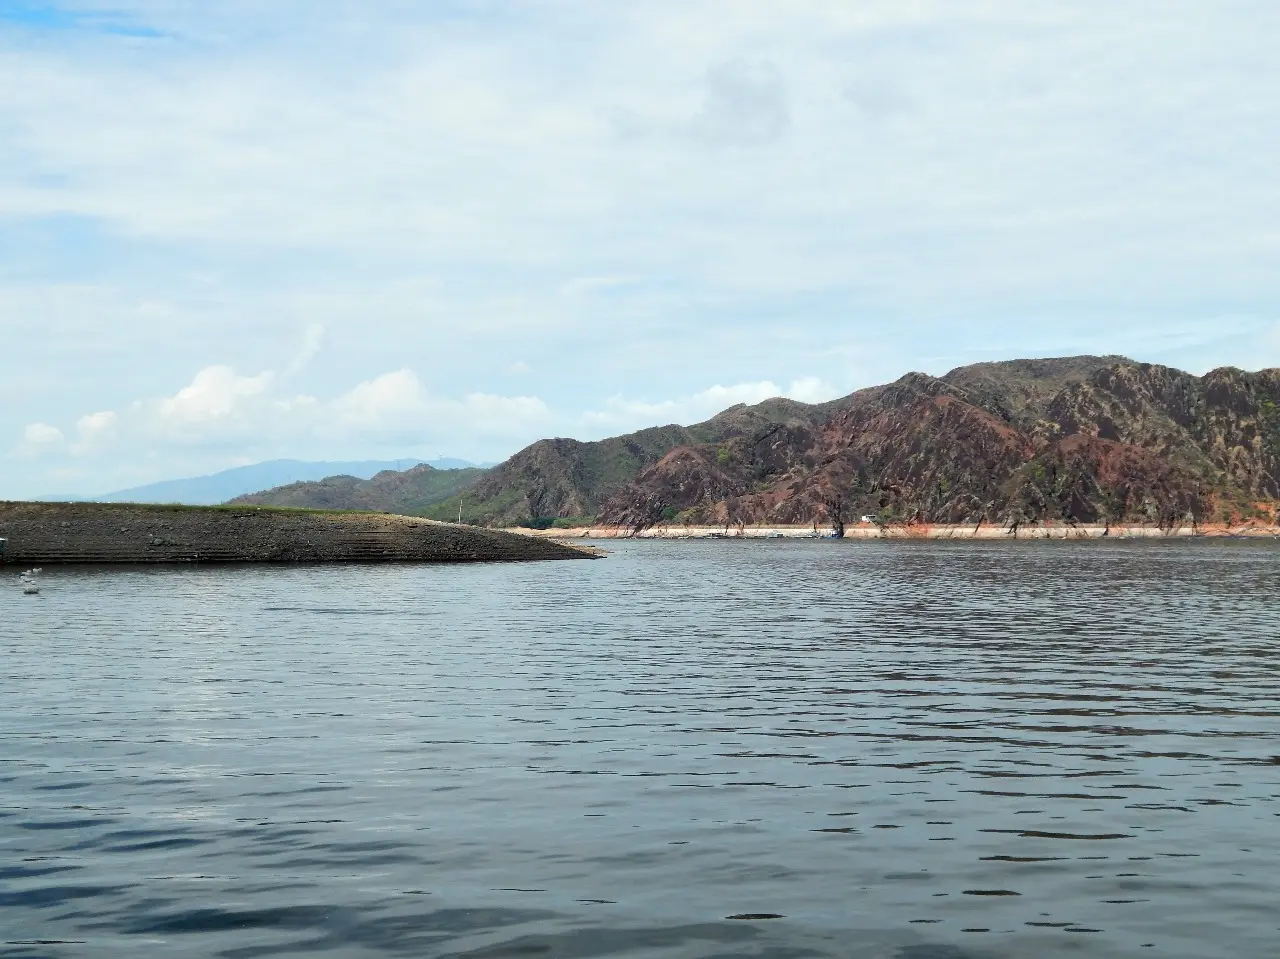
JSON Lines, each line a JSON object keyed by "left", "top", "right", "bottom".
{"left": 0, "top": 502, "right": 595, "bottom": 565}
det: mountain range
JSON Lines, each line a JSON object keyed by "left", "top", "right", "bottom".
{"left": 48, "top": 458, "right": 479, "bottom": 506}
{"left": 228, "top": 355, "right": 1280, "bottom": 529}
{"left": 229, "top": 464, "right": 486, "bottom": 514}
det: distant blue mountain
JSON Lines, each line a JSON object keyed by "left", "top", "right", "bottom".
{"left": 49, "top": 458, "right": 481, "bottom": 506}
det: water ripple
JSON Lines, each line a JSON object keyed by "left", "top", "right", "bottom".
{"left": 2, "top": 540, "right": 1279, "bottom": 957}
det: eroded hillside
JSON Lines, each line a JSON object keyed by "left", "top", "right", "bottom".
{"left": 235, "top": 356, "right": 1280, "bottom": 530}
{"left": 598, "top": 359, "right": 1280, "bottom": 530}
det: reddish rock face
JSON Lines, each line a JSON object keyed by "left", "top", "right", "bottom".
{"left": 227, "top": 355, "right": 1280, "bottom": 530}
{"left": 597, "top": 359, "right": 1280, "bottom": 530}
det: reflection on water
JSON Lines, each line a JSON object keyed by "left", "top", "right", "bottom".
{"left": 2, "top": 540, "right": 1279, "bottom": 958}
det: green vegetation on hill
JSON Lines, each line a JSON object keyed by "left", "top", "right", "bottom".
{"left": 229, "top": 465, "right": 486, "bottom": 515}
{"left": 940, "top": 355, "right": 1131, "bottom": 428}
{"left": 422, "top": 399, "right": 857, "bottom": 527}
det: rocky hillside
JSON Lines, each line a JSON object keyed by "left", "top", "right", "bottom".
{"left": 229, "top": 464, "right": 485, "bottom": 514}
{"left": 424, "top": 355, "right": 1128, "bottom": 527}
{"left": 421, "top": 397, "right": 855, "bottom": 526}
{"left": 233, "top": 355, "right": 1280, "bottom": 530}
{"left": 940, "top": 355, "right": 1131, "bottom": 428}
{"left": 598, "top": 358, "right": 1280, "bottom": 530}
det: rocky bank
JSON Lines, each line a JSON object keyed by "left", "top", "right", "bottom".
{"left": 0, "top": 502, "right": 594, "bottom": 565}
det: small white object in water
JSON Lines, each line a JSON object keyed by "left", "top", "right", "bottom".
{"left": 22, "top": 583, "right": 40, "bottom": 595}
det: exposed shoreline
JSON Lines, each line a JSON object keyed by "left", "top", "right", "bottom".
{"left": 519, "top": 522, "right": 1280, "bottom": 540}
{"left": 0, "top": 502, "right": 597, "bottom": 565}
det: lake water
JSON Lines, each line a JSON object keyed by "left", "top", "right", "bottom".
{"left": 3, "top": 540, "right": 1279, "bottom": 959}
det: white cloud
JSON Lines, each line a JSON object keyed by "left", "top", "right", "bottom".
{"left": 584, "top": 381, "right": 778, "bottom": 428}
{"left": 786, "top": 376, "right": 839, "bottom": 404}
{"left": 4, "top": 1, "right": 1272, "bottom": 292}
{"left": 24, "top": 423, "right": 65, "bottom": 444}
{"left": 7, "top": 361, "right": 554, "bottom": 490}
{"left": 156, "top": 365, "right": 274, "bottom": 430}
{"left": 77, "top": 410, "right": 117, "bottom": 434}
{"left": 328, "top": 370, "right": 550, "bottom": 439}
{"left": 18, "top": 423, "right": 66, "bottom": 457}
{"left": 583, "top": 377, "right": 839, "bottom": 432}
{"left": 330, "top": 369, "right": 423, "bottom": 430}
{"left": 72, "top": 410, "right": 118, "bottom": 454}
{"left": 459, "top": 392, "right": 550, "bottom": 431}
{"left": 8, "top": 354, "right": 830, "bottom": 492}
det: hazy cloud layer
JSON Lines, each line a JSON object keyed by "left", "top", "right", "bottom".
{"left": 3, "top": 2, "right": 1280, "bottom": 495}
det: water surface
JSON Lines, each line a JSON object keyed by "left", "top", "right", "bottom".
{"left": 3, "top": 540, "right": 1279, "bottom": 958}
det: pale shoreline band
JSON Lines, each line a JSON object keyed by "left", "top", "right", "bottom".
{"left": 521, "top": 522, "right": 1280, "bottom": 540}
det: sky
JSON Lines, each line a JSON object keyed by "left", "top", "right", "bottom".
{"left": 3, "top": 1, "right": 1280, "bottom": 497}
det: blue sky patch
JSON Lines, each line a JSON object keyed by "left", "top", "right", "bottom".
{"left": 0, "top": 1, "right": 163, "bottom": 37}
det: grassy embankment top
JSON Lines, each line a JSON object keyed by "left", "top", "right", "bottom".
{"left": 0, "top": 501, "right": 594, "bottom": 564}
{"left": 12, "top": 500, "right": 381, "bottom": 516}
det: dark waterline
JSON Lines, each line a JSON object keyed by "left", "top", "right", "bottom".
{"left": 2, "top": 540, "right": 1279, "bottom": 958}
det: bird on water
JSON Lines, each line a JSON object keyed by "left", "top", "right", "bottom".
{"left": 18, "top": 568, "right": 41, "bottom": 595}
